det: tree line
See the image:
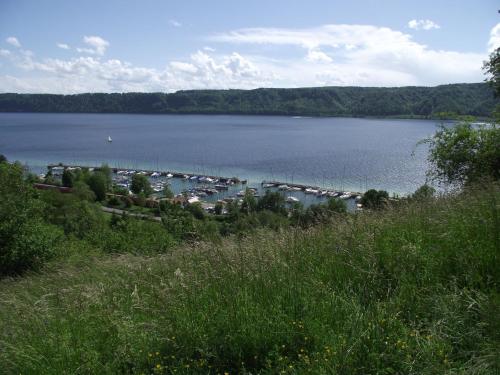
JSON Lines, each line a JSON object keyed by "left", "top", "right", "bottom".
{"left": 0, "top": 83, "right": 495, "bottom": 118}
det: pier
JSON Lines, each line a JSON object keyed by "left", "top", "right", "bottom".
{"left": 47, "top": 164, "right": 247, "bottom": 185}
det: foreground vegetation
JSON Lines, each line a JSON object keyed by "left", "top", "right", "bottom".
{"left": 0, "top": 181, "right": 499, "bottom": 374}
{"left": 0, "top": 82, "right": 495, "bottom": 118}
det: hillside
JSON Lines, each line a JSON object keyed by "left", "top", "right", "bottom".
{"left": 1, "top": 183, "right": 499, "bottom": 374}
{"left": 0, "top": 83, "right": 495, "bottom": 118}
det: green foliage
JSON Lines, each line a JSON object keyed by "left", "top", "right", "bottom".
{"left": 160, "top": 200, "right": 197, "bottom": 240}
{"left": 0, "top": 83, "right": 495, "bottom": 118}
{"left": 43, "top": 169, "right": 58, "bottom": 185}
{"left": 360, "top": 189, "right": 389, "bottom": 210}
{"left": 130, "top": 174, "right": 153, "bottom": 197}
{"left": 162, "top": 185, "right": 174, "bottom": 199}
{"left": 257, "top": 190, "right": 286, "bottom": 214}
{"left": 0, "top": 154, "right": 7, "bottom": 163}
{"left": 185, "top": 202, "right": 205, "bottom": 220}
{"left": 40, "top": 191, "right": 105, "bottom": 238}
{"left": 214, "top": 201, "right": 223, "bottom": 215}
{"left": 1, "top": 184, "right": 499, "bottom": 374}
{"left": 483, "top": 47, "right": 500, "bottom": 98}
{"left": 61, "top": 169, "right": 74, "bottom": 187}
{"left": 411, "top": 184, "right": 436, "bottom": 201}
{"left": 72, "top": 180, "right": 96, "bottom": 201}
{"left": 87, "top": 172, "right": 108, "bottom": 201}
{"left": 0, "top": 163, "right": 62, "bottom": 276}
{"left": 240, "top": 188, "right": 257, "bottom": 214}
{"left": 426, "top": 122, "right": 500, "bottom": 186}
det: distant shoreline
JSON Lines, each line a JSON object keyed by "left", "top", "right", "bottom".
{"left": 0, "top": 111, "right": 489, "bottom": 122}
{"left": 0, "top": 83, "right": 495, "bottom": 119}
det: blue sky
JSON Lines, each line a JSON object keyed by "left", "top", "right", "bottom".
{"left": 0, "top": 0, "right": 499, "bottom": 93}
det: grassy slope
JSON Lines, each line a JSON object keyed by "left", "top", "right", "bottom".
{"left": 0, "top": 185, "right": 499, "bottom": 374}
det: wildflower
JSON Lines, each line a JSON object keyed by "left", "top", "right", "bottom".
{"left": 156, "top": 364, "right": 161, "bottom": 369}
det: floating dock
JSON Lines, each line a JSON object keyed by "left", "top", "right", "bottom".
{"left": 47, "top": 164, "right": 246, "bottom": 184}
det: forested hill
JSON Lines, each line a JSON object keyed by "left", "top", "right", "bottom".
{"left": 0, "top": 83, "right": 495, "bottom": 118}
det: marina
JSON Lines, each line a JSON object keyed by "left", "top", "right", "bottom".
{"left": 45, "top": 164, "right": 362, "bottom": 209}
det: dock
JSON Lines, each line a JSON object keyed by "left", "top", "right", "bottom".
{"left": 47, "top": 164, "right": 247, "bottom": 185}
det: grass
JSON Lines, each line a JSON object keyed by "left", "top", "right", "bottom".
{"left": 0, "top": 184, "right": 499, "bottom": 374}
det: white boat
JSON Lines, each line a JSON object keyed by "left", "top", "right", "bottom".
{"left": 107, "top": 136, "right": 112, "bottom": 142}
{"left": 151, "top": 172, "right": 160, "bottom": 178}
{"left": 304, "top": 188, "right": 318, "bottom": 194}
{"left": 166, "top": 173, "right": 173, "bottom": 178}
{"left": 340, "top": 192, "right": 352, "bottom": 199}
{"left": 286, "top": 196, "right": 299, "bottom": 203}
{"left": 278, "top": 184, "right": 289, "bottom": 190}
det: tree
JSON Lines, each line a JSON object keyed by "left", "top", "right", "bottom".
{"left": 87, "top": 172, "right": 108, "bottom": 201}
{"left": 240, "top": 189, "right": 257, "bottom": 214}
{"left": 360, "top": 189, "right": 389, "bottom": 210}
{"left": 61, "top": 169, "right": 75, "bottom": 187}
{"left": 0, "top": 154, "right": 7, "bottom": 163}
{"left": 130, "top": 174, "right": 153, "bottom": 197}
{"left": 257, "top": 191, "right": 286, "bottom": 214}
{"left": 483, "top": 47, "right": 500, "bottom": 98}
{"left": 426, "top": 122, "right": 500, "bottom": 186}
{"left": 411, "top": 184, "right": 436, "bottom": 200}
{"left": 163, "top": 185, "right": 174, "bottom": 199}
{"left": 0, "top": 163, "right": 62, "bottom": 276}
{"left": 327, "top": 198, "right": 347, "bottom": 213}
{"left": 72, "top": 181, "right": 96, "bottom": 201}
{"left": 214, "top": 201, "right": 224, "bottom": 215}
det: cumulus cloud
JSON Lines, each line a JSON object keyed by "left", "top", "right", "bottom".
{"left": 408, "top": 19, "right": 440, "bottom": 31}
{"left": 488, "top": 23, "right": 500, "bottom": 52}
{"left": 306, "top": 48, "right": 333, "bottom": 63}
{"left": 57, "top": 43, "right": 70, "bottom": 50}
{"left": 0, "top": 23, "right": 496, "bottom": 94}
{"left": 0, "top": 46, "right": 271, "bottom": 93}
{"left": 77, "top": 36, "right": 109, "bottom": 55}
{"left": 210, "top": 23, "right": 484, "bottom": 87}
{"left": 169, "top": 19, "right": 182, "bottom": 27}
{"left": 6, "top": 36, "right": 21, "bottom": 48}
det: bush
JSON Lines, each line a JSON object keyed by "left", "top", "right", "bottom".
{"left": 0, "top": 163, "right": 62, "bottom": 276}
{"left": 87, "top": 172, "right": 108, "bottom": 201}
{"left": 426, "top": 122, "right": 500, "bottom": 186}
{"left": 360, "top": 189, "right": 389, "bottom": 210}
{"left": 131, "top": 174, "right": 153, "bottom": 197}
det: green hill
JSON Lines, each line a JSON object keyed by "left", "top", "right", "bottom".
{"left": 0, "top": 82, "right": 495, "bottom": 118}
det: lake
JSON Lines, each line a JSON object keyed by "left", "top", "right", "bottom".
{"left": 0, "top": 113, "right": 439, "bottom": 195}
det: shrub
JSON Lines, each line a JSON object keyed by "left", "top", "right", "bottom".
{"left": 0, "top": 163, "right": 62, "bottom": 276}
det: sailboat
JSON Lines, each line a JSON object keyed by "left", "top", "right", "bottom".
{"left": 107, "top": 136, "right": 112, "bottom": 143}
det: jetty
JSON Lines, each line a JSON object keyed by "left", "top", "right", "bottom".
{"left": 261, "top": 180, "right": 362, "bottom": 198}
{"left": 47, "top": 164, "right": 247, "bottom": 185}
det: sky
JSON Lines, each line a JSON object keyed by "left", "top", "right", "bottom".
{"left": 0, "top": 0, "right": 499, "bottom": 93}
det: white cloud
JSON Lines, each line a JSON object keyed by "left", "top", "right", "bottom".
{"left": 408, "top": 19, "right": 440, "bottom": 31}
{"left": 306, "top": 48, "right": 333, "bottom": 63}
{"left": 203, "top": 46, "right": 216, "bottom": 52}
{"left": 6, "top": 36, "right": 21, "bottom": 48}
{"left": 169, "top": 19, "right": 182, "bottom": 27}
{"left": 0, "top": 23, "right": 495, "bottom": 94}
{"left": 488, "top": 23, "right": 500, "bottom": 53}
{"left": 77, "top": 36, "right": 109, "bottom": 55}
{"left": 57, "top": 43, "right": 70, "bottom": 50}
{"left": 0, "top": 49, "right": 11, "bottom": 57}
{"left": 210, "top": 23, "right": 484, "bottom": 87}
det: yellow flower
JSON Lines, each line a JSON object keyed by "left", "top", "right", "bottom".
{"left": 156, "top": 364, "right": 161, "bottom": 369}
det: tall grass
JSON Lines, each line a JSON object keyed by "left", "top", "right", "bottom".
{"left": 0, "top": 184, "right": 499, "bottom": 374}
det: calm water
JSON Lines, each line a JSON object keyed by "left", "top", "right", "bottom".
{"left": 0, "top": 113, "right": 438, "bottom": 195}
